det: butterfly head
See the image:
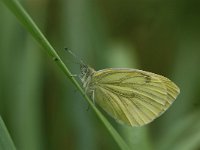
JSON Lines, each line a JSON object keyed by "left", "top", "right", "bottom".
{"left": 79, "top": 63, "right": 95, "bottom": 89}
{"left": 65, "top": 48, "right": 94, "bottom": 88}
{"left": 80, "top": 63, "right": 88, "bottom": 76}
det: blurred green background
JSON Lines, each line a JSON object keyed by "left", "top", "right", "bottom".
{"left": 0, "top": 0, "right": 200, "bottom": 150}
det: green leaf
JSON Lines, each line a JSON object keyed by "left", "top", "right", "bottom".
{"left": 0, "top": 116, "right": 16, "bottom": 150}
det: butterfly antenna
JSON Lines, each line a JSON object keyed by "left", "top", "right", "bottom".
{"left": 65, "top": 48, "right": 85, "bottom": 65}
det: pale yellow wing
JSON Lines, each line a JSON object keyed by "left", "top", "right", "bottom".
{"left": 91, "top": 68, "right": 180, "bottom": 126}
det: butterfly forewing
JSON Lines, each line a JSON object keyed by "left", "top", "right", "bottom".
{"left": 90, "top": 68, "right": 180, "bottom": 126}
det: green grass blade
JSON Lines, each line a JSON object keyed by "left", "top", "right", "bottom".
{"left": 0, "top": 116, "right": 16, "bottom": 150}
{"left": 0, "top": 0, "right": 130, "bottom": 149}
{"left": 158, "top": 110, "right": 200, "bottom": 150}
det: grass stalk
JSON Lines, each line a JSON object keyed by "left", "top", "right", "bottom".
{"left": 0, "top": 116, "right": 16, "bottom": 150}
{"left": 0, "top": 0, "right": 130, "bottom": 149}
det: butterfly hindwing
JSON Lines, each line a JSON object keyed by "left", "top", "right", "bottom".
{"left": 90, "top": 68, "right": 180, "bottom": 126}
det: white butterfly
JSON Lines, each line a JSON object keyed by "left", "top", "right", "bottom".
{"left": 66, "top": 49, "right": 180, "bottom": 126}
{"left": 79, "top": 64, "right": 180, "bottom": 127}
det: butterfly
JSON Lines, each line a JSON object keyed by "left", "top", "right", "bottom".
{"left": 67, "top": 49, "right": 180, "bottom": 126}
{"left": 79, "top": 63, "right": 180, "bottom": 127}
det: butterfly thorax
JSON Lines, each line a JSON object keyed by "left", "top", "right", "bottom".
{"left": 79, "top": 64, "right": 95, "bottom": 92}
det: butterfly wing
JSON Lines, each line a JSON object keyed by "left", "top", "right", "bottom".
{"left": 91, "top": 68, "right": 180, "bottom": 126}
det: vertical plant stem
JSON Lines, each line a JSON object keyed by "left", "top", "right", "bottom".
{"left": 1, "top": 0, "right": 130, "bottom": 149}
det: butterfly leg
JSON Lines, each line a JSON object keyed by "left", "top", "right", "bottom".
{"left": 70, "top": 74, "right": 77, "bottom": 77}
{"left": 92, "top": 90, "right": 95, "bottom": 106}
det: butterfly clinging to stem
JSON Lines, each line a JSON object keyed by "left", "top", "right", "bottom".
{"left": 67, "top": 49, "right": 180, "bottom": 127}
